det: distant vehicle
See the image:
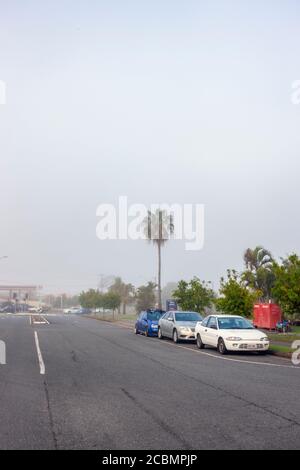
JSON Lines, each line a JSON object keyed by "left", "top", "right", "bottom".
{"left": 134, "top": 309, "right": 165, "bottom": 337}
{"left": 28, "top": 306, "right": 43, "bottom": 313}
{"left": 63, "top": 307, "right": 81, "bottom": 314}
{"left": 195, "top": 315, "right": 270, "bottom": 355}
{"left": 63, "top": 307, "right": 90, "bottom": 315}
{"left": 158, "top": 311, "right": 203, "bottom": 343}
{"left": 78, "top": 308, "right": 91, "bottom": 315}
{"left": 0, "top": 302, "right": 14, "bottom": 313}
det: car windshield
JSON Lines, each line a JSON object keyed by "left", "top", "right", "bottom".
{"left": 175, "top": 312, "right": 202, "bottom": 322}
{"left": 147, "top": 311, "right": 163, "bottom": 321}
{"left": 217, "top": 317, "right": 254, "bottom": 330}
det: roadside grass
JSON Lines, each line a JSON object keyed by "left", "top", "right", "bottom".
{"left": 267, "top": 333, "right": 300, "bottom": 344}
{"left": 266, "top": 325, "right": 300, "bottom": 344}
{"left": 87, "top": 312, "right": 137, "bottom": 323}
{"left": 269, "top": 344, "right": 293, "bottom": 357}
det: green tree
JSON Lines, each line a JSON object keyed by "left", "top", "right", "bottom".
{"left": 120, "top": 283, "right": 135, "bottom": 315}
{"left": 109, "top": 277, "right": 135, "bottom": 315}
{"left": 242, "top": 246, "right": 275, "bottom": 300}
{"left": 79, "top": 289, "right": 100, "bottom": 309}
{"left": 272, "top": 254, "right": 300, "bottom": 319}
{"left": 173, "top": 278, "right": 215, "bottom": 313}
{"left": 216, "top": 270, "right": 260, "bottom": 318}
{"left": 102, "top": 291, "right": 121, "bottom": 317}
{"left": 143, "top": 209, "right": 174, "bottom": 309}
{"left": 109, "top": 277, "right": 123, "bottom": 314}
{"left": 135, "top": 282, "right": 156, "bottom": 312}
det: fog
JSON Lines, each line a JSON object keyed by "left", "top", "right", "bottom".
{"left": 0, "top": 1, "right": 300, "bottom": 293}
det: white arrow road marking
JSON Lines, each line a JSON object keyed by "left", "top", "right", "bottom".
{"left": 34, "top": 331, "right": 45, "bottom": 375}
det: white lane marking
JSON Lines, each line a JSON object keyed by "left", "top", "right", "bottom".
{"left": 34, "top": 331, "right": 45, "bottom": 375}
{"left": 30, "top": 315, "right": 49, "bottom": 325}
{"left": 103, "top": 321, "right": 299, "bottom": 370}
{"left": 164, "top": 342, "right": 299, "bottom": 370}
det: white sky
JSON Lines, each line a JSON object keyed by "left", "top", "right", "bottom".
{"left": 0, "top": 0, "right": 300, "bottom": 293}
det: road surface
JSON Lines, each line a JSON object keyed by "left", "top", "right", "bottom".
{"left": 0, "top": 313, "right": 299, "bottom": 450}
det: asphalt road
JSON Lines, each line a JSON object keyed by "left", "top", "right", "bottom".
{"left": 0, "top": 313, "right": 299, "bottom": 450}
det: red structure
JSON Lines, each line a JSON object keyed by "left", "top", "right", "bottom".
{"left": 253, "top": 303, "right": 282, "bottom": 330}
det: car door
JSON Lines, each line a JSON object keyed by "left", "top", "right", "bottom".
{"left": 140, "top": 312, "right": 148, "bottom": 334}
{"left": 198, "top": 316, "right": 210, "bottom": 342}
{"left": 205, "top": 316, "right": 219, "bottom": 347}
{"left": 136, "top": 312, "right": 143, "bottom": 332}
{"left": 160, "top": 313, "right": 168, "bottom": 336}
{"left": 166, "top": 312, "right": 175, "bottom": 338}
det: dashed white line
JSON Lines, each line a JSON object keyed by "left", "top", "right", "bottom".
{"left": 34, "top": 331, "right": 45, "bottom": 375}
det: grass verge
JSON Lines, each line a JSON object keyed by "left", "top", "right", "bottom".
{"left": 87, "top": 312, "right": 137, "bottom": 323}
{"left": 269, "top": 344, "right": 293, "bottom": 358}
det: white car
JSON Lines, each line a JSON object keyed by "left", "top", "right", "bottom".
{"left": 195, "top": 315, "right": 270, "bottom": 355}
{"left": 28, "top": 306, "right": 42, "bottom": 313}
{"left": 63, "top": 307, "right": 81, "bottom": 314}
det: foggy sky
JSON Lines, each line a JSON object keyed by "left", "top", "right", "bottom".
{"left": 0, "top": 0, "right": 300, "bottom": 294}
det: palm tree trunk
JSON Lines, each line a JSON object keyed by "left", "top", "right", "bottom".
{"left": 158, "top": 241, "right": 162, "bottom": 309}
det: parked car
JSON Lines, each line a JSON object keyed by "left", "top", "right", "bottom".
{"left": 135, "top": 309, "right": 165, "bottom": 337}
{"left": 63, "top": 307, "right": 81, "bottom": 314}
{"left": 78, "top": 308, "right": 91, "bottom": 315}
{"left": 158, "top": 311, "right": 203, "bottom": 343}
{"left": 0, "top": 302, "right": 14, "bottom": 313}
{"left": 195, "top": 315, "right": 270, "bottom": 354}
{"left": 28, "top": 306, "right": 43, "bottom": 313}
{"left": 64, "top": 306, "right": 91, "bottom": 315}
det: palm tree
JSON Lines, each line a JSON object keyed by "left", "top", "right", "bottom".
{"left": 244, "top": 246, "right": 273, "bottom": 271}
{"left": 243, "top": 246, "right": 275, "bottom": 300}
{"left": 143, "top": 209, "right": 174, "bottom": 309}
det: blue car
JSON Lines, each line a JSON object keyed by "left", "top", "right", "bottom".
{"left": 135, "top": 309, "right": 165, "bottom": 337}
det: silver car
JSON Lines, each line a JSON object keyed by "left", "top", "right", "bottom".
{"left": 158, "top": 311, "right": 203, "bottom": 343}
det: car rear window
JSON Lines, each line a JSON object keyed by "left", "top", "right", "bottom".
{"left": 147, "top": 311, "right": 164, "bottom": 321}
{"left": 175, "top": 312, "right": 202, "bottom": 322}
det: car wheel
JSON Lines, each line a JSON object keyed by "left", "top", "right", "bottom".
{"left": 134, "top": 326, "right": 139, "bottom": 335}
{"left": 196, "top": 334, "right": 205, "bottom": 349}
{"left": 218, "top": 338, "right": 227, "bottom": 355}
{"left": 158, "top": 327, "right": 164, "bottom": 340}
{"left": 173, "top": 329, "right": 179, "bottom": 343}
{"left": 145, "top": 328, "right": 148, "bottom": 337}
